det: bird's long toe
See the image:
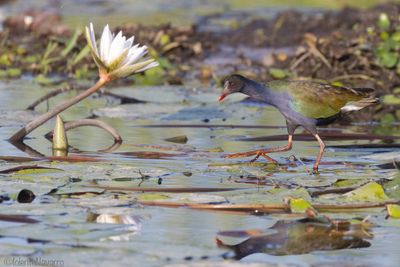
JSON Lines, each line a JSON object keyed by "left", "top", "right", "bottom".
{"left": 223, "top": 151, "right": 259, "bottom": 158}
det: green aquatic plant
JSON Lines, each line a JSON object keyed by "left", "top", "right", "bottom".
{"left": 9, "top": 23, "right": 159, "bottom": 143}
{"left": 373, "top": 13, "right": 400, "bottom": 69}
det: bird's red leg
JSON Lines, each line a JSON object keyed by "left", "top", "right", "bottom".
{"left": 313, "top": 134, "right": 325, "bottom": 172}
{"left": 225, "top": 135, "right": 293, "bottom": 163}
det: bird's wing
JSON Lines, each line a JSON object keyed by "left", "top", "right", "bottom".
{"left": 268, "top": 81, "right": 369, "bottom": 119}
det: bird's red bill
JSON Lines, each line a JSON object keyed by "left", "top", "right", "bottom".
{"left": 219, "top": 94, "right": 227, "bottom": 102}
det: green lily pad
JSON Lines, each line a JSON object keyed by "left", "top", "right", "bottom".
{"left": 344, "top": 182, "right": 389, "bottom": 202}
{"left": 387, "top": 204, "right": 400, "bottom": 218}
{"left": 289, "top": 198, "right": 313, "bottom": 213}
{"left": 137, "top": 193, "right": 170, "bottom": 201}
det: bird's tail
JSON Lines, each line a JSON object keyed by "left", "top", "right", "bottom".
{"left": 341, "top": 97, "right": 379, "bottom": 112}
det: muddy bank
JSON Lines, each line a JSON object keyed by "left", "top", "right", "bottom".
{"left": 1, "top": 4, "right": 400, "bottom": 124}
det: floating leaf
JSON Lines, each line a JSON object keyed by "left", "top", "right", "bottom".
{"left": 0, "top": 165, "right": 62, "bottom": 174}
{"left": 87, "top": 185, "right": 243, "bottom": 193}
{"left": 344, "top": 182, "right": 389, "bottom": 202}
{"left": 387, "top": 204, "right": 400, "bottom": 218}
{"left": 289, "top": 198, "right": 313, "bottom": 213}
{"left": 0, "top": 214, "right": 39, "bottom": 224}
{"left": 137, "top": 193, "right": 170, "bottom": 201}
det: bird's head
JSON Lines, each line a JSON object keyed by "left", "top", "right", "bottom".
{"left": 219, "top": 74, "right": 246, "bottom": 102}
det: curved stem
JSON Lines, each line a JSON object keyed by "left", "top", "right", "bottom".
{"left": 45, "top": 118, "right": 122, "bottom": 143}
{"left": 9, "top": 78, "right": 108, "bottom": 143}
{"left": 26, "top": 85, "right": 75, "bottom": 111}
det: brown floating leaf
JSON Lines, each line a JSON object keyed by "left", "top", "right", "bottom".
{"left": 117, "top": 151, "right": 184, "bottom": 159}
{"left": 239, "top": 133, "right": 400, "bottom": 142}
{"left": 0, "top": 155, "right": 101, "bottom": 163}
{"left": 86, "top": 185, "right": 245, "bottom": 193}
{"left": 46, "top": 155, "right": 101, "bottom": 162}
{"left": 0, "top": 156, "right": 40, "bottom": 163}
{"left": 139, "top": 200, "right": 400, "bottom": 214}
{"left": 0, "top": 165, "right": 63, "bottom": 174}
{"left": 0, "top": 214, "right": 39, "bottom": 224}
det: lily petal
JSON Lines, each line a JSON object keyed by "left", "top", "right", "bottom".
{"left": 108, "top": 48, "right": 129, "bottom": 72}
{"left": 108, "top": 31, "right": 125, "bottom": 65}
{"left": 100, "top": 24, "right": 113, "bottom": 63}
{"left": 85, "top": 23, "right": 158, "bottom": 79}
{"left": 122, "top": 45, "right": 148, "bottom": 67}
{"left": 85, "top": 23, "right": 99, "bottom": 58}
{"left": 109, "top": 59, "right": 156, "bottom": 79}
{"left": 136, "top": 61, "right": 159, "bottom": 72}
{"left": 124, "top": 36, "right": 134, "bottom": 49}
{"left": 85, "top": 26, "right": 97, "bottom": 57}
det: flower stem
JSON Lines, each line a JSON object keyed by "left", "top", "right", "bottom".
{"left": 9, "top": 78, "right": 108, "bottom": 143}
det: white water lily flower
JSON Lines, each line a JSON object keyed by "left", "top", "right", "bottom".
{"left": 85, "top": 23, "right": 159, "bottom": 81}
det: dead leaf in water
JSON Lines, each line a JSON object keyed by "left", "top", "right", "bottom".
{"left": 0, "top": 214, "right": 39, "bottom": 224}
{"left": 0, "top": 165, "right": 63, "bottom": 174}
{"left": 86, "top": 185, "right": 245, "bottom": 193}
{"left": 117, "top": 151, "right": 184, "bottom": 159}
{"left": 0, "top": 156, "right": 40, "bottom": 163}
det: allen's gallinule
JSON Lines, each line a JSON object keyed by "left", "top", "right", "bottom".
{"left": 219, "top": 74, "right": 378, "bottom": 172}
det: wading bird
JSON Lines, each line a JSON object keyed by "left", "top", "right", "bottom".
{"left": 219, "top": 74, "right": 378, "bottom": 172}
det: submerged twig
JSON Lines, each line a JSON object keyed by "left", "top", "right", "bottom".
{"left": 44, "top": 118, "right": 122, "bottom": 143}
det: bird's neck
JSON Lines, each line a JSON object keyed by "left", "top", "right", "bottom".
{"left": 241, "top": 79, "right": 272, "bottom": 103}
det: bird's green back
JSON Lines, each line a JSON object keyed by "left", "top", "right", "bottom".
{"left": 266, "top": 80, "right": 368, "bottom": 119}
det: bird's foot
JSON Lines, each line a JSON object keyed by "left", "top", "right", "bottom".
{"left": 310, "top": 165, "right": 320, "bottom": 175}
{"left": 224, "top": 150, "right": 277, "bottom": 164}
{"left": 250, "top": 152, "right": 277, "bottom": 164}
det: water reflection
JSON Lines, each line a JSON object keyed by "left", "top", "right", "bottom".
{"left": 87, "top": 212, "right": 143, "bottom": 241}
{"left": 217, "top": 218, "right": 372, "bottom": 259}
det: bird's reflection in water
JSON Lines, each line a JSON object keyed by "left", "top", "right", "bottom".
{"left": 217, "top": 217, "right": 372, "bottom": 259}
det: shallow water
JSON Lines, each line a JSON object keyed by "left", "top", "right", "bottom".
{"left": 0, "top": 79, "right": 399, "bottom": 266}
{"left": 1, "top": 0, "right": 400, "bottom": 266}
